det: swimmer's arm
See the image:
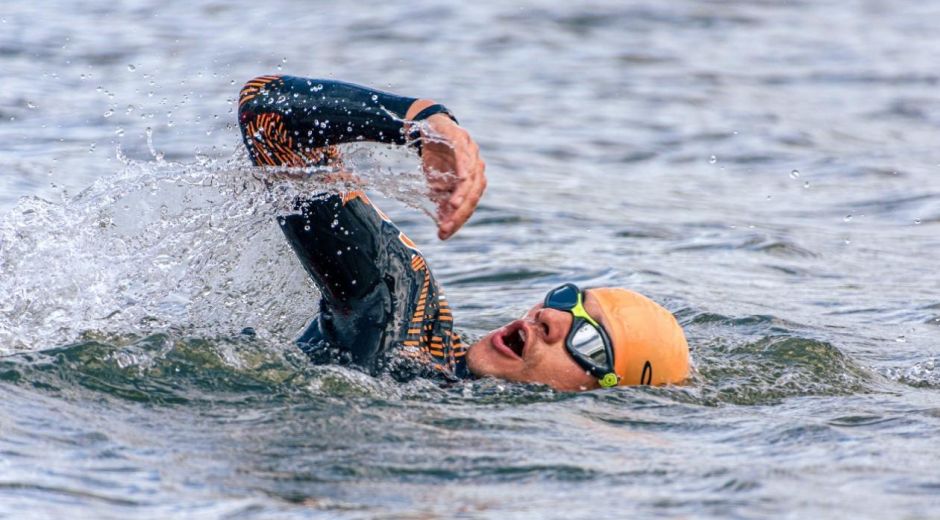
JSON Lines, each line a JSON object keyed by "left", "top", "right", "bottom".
{"left": 291, "top": 78, "right": 486, "bottom": 240}
{"left": 239, "top": 76, "right": 486, "bottom": 239}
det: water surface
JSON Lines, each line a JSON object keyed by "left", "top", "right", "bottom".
{"left": 1, "top": 1, "right": 939, "bottom": 518}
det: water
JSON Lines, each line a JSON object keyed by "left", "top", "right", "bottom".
{"left": 1, "top": 0, "right": 939, "bottom": 517}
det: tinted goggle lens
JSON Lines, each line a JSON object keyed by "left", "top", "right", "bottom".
{"left": 544, "top": 283, "right": 579, "bottom": 310}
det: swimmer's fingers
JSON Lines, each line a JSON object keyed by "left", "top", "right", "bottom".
{"left": 438, "top": 155, "right": 486, "bottom": 240}
{"left": 438, "top": 148, "right": 486, "bottom": 240}
{"left": 432, "top": 120, "right": 486, "bottom": 240}
{"left": 419, "top": 116, "right": 487, "bottom": 239}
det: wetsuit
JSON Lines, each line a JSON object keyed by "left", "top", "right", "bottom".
{"left": 237, "top": 75, "right": 468, "bottom": 381}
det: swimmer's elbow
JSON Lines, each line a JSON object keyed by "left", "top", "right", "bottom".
{"left": 237, "top": 75, "right": 284, "bottom": 113}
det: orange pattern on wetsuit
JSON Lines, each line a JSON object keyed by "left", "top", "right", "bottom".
{"left": 398, "top": 254, "right": 467, "bottom": 373}
{"left": 239, "top": 76, "right": 339, "bottom": 167}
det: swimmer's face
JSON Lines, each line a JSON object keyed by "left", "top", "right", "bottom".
{"left": 466, "top": 290, "right": 607, "bottom": 391}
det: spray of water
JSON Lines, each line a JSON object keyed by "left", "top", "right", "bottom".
{"left": 0, "top": 143, "right": 434, "bottom": 354}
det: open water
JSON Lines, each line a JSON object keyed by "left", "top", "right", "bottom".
{"left": 1, "top": 1, "right": 939, "bottom": 518}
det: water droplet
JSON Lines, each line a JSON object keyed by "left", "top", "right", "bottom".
{"left": 708, "top": 155, "right": 717, "bottom": 164}
{"left": 304, "top": 225, "right": 311, "bottom": 231}
{"left": 127, "top": 64, "right": 136, "bottom": 71}
{"left": 790, "top": 169, "right": 800, "bottom": 179}
{"left": 115, "top": 128, "right": 124, "bottom": 136}
{"left": 26, "top": 101, "right": 36, "bottom": 109}
{"left": 844, "top": 214, "right": 853, "bottom": 222}
{"left": 103, "top": 109, "right": 113, "bottom": 118}
{"left": 371, "top": 94, "right": 378, "bottom": 101}
{"left": 896, "top": 335, "right": 906, "bottom": 343}
{"left": 803, "top": 181, "right": 810, "bottom": 189}
{"left": 336, "top": 250, "right": 343, "bottom": 256}
{"left": 914, "top": 218, "right": 922, "bottom": 225}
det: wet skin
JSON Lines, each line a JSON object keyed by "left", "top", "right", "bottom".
{"left": 466, "top": 290, "right": 610, "bottom": 392}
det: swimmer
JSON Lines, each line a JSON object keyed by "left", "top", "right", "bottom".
{"left": 238, "top": 75, "right": 690, "bottom": 391}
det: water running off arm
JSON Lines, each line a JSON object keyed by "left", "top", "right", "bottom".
{"left": 238, "top": 75, "right": 485, "bottom": 239}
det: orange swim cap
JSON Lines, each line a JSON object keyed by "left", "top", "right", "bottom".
{"left": 589, "top": 288, "right": 690, "bottom": 386}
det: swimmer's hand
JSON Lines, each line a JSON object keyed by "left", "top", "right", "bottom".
{"left": 408, "top": 104, "right": 486, "bottom": 240}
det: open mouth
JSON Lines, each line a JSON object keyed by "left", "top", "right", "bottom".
{"left": 492, "top": 320, "right": 528, "bottom": 360}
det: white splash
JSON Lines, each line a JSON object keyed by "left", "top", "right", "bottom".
{"left": 0, "top": 144, "right": 434, "bottom": 354}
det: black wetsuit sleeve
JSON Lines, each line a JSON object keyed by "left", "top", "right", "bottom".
{"left": 238, "top": 75, "right": 417, "bottom": 165}
{"left": 278, "top": 194, "right": 395, "bottom": 369}
{"left": 279, "top": 196, "right": 385, "bottom": 308}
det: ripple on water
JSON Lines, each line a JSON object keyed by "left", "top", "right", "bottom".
{"left": 684, "top": 312, "right": 873, "bottom": 406}
{"left": 0, "top": 332, "right": 410, "bottom": 407}
{"left": 669, "top": 233, "right": 817, "bottom": 258}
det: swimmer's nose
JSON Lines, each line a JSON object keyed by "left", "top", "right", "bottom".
{"left": 533, "top": 307, "right": 571, "bottom": 344}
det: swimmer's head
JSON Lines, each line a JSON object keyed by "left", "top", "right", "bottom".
{"left": 466, "top": 285, "right": 690, "bottom": 391}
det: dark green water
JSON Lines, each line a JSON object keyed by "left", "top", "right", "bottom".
{"left": 1, "top": 0, "right": 939, "bottom": 518}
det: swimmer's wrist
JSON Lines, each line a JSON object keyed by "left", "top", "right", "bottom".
{"left": 406, "top": 100, "right": 459, "bottom": 125}
{"left": 404, "top": 100, "right": 461, "bottom": 155}
{"left": 406, "top": 99, "right": 436, "bottom": 120}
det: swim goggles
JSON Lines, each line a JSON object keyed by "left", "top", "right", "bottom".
{"left": 543, "top": 283, "right": 620, "bottom": 388}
